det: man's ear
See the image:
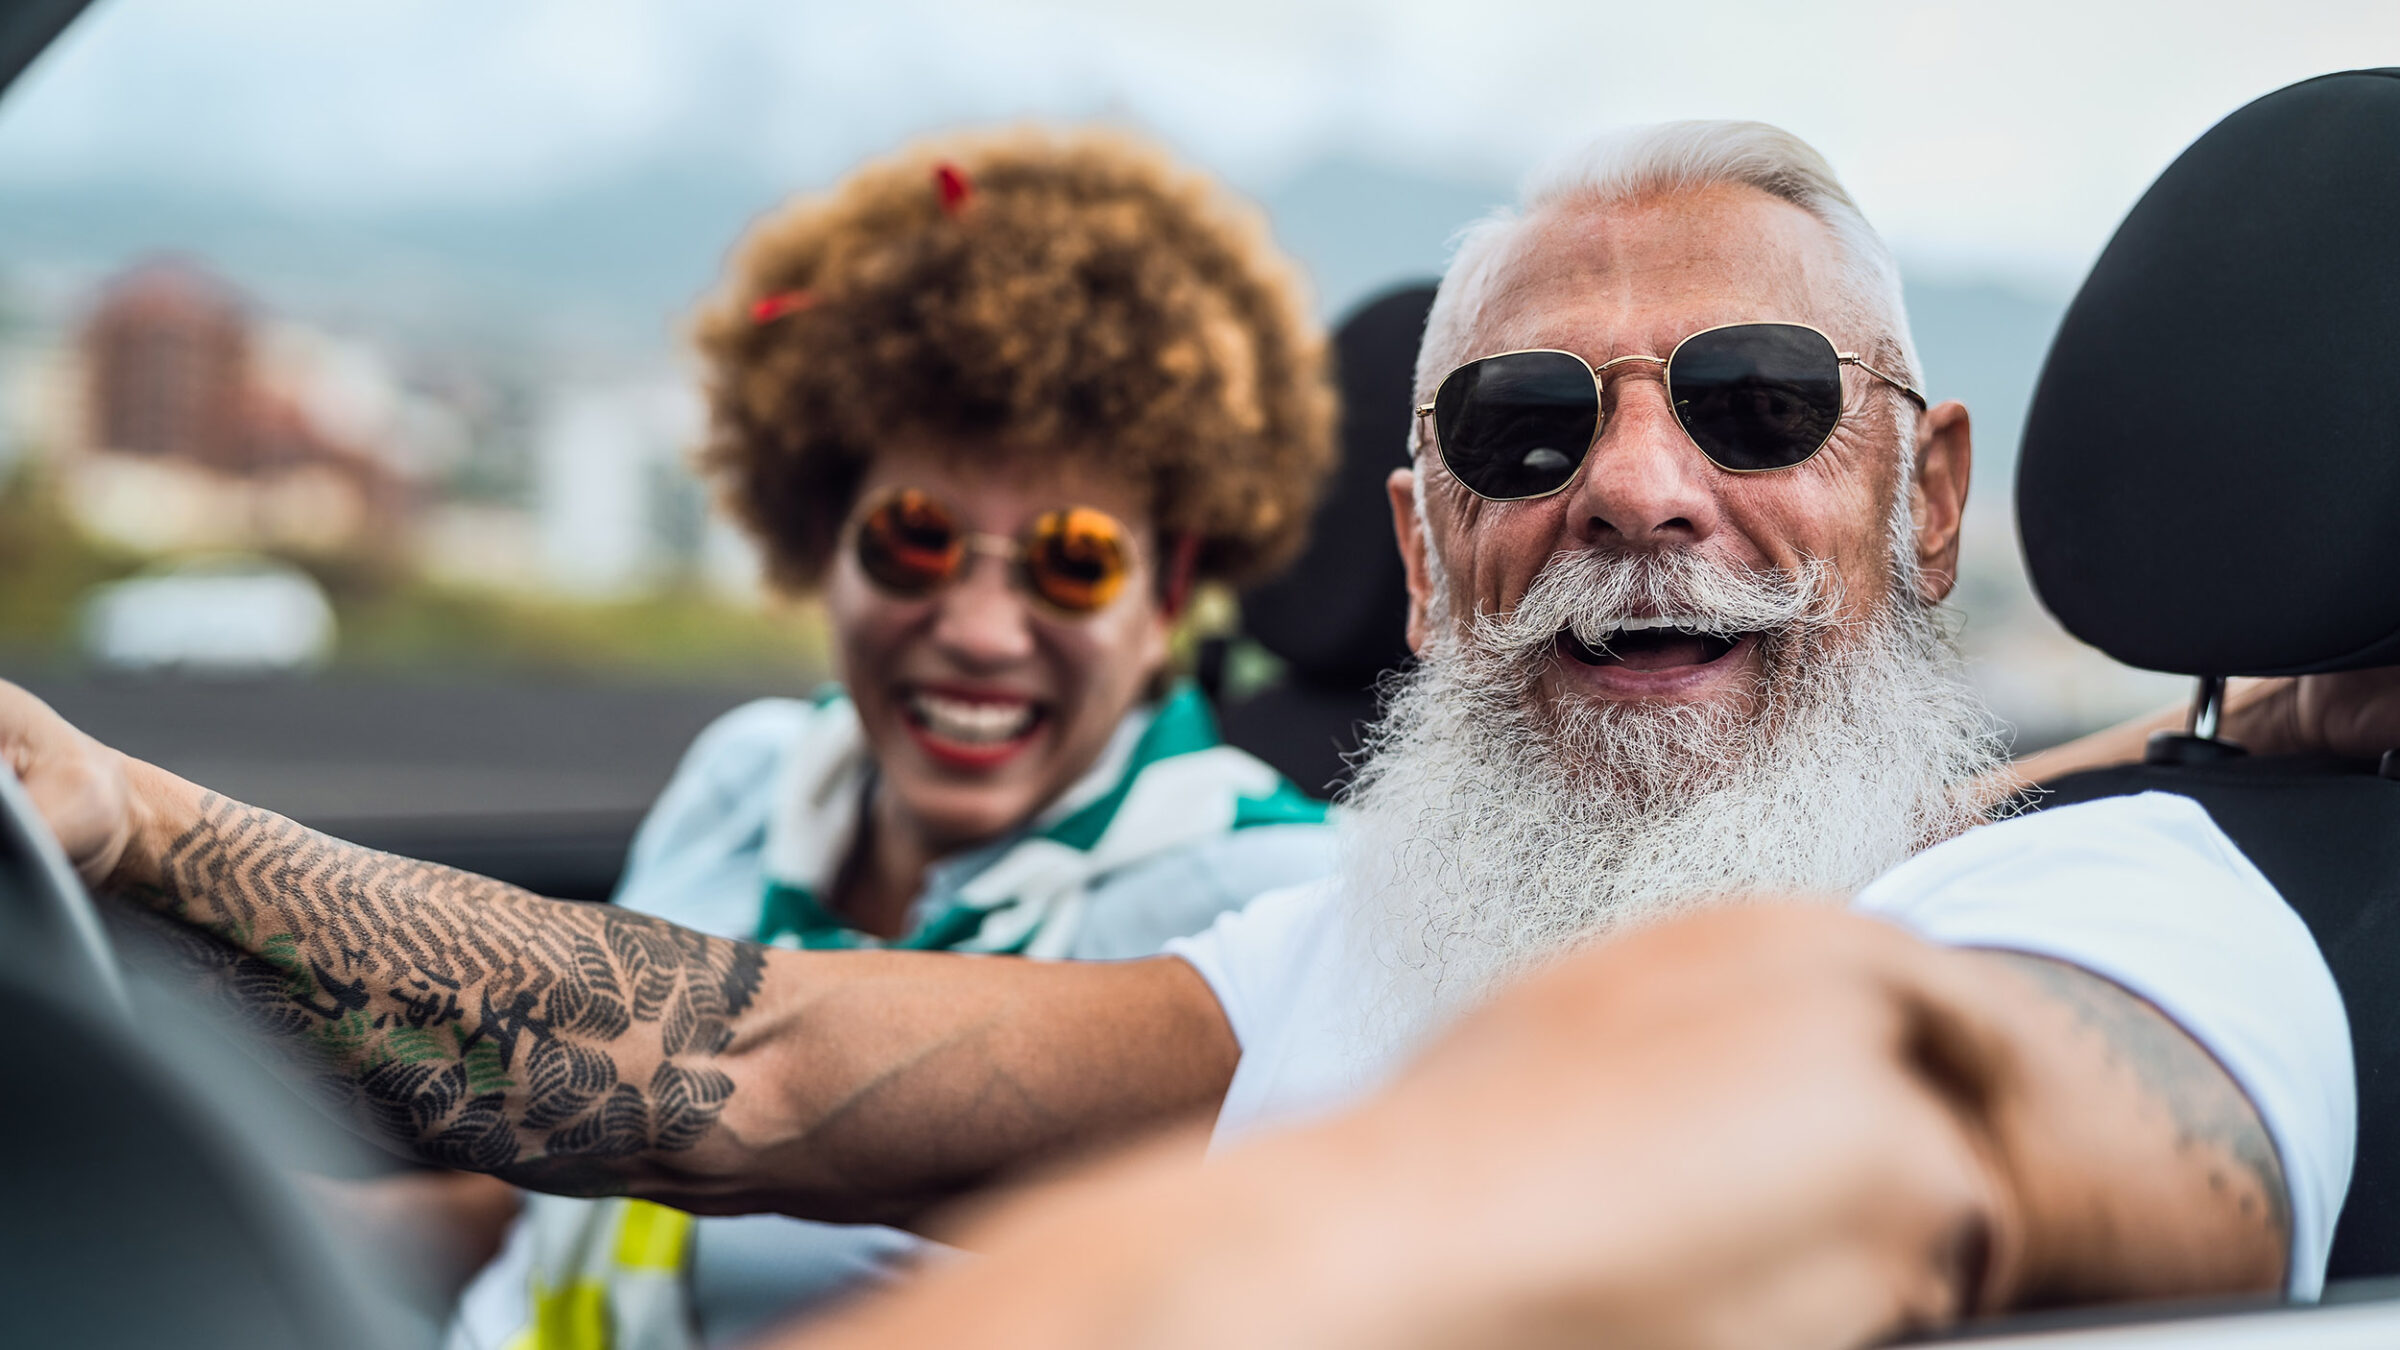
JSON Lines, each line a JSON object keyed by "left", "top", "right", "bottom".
{"left": 1909, "top": 401, "right": 1972, "bottom": 605}
{"left": 1388, "top": 467, "right": 1434, "bottom": 655}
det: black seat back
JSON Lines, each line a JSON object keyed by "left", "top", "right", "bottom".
{"left": 1213, "top": 283, "right": 1433, "bottom": 795}
{"left": 2015, "top": 69, "right": 2400, "bottom": 1279}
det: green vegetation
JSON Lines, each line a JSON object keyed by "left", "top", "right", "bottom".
{"left": 0, "top": 469, "right": 148, "bottom": 650}
{"left": 0, "top": 469, "right": 829, "bottom": 684}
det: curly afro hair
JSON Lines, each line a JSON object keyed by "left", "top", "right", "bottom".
{"left": 692, "top": 124, "right": 1338, "bottom": 595}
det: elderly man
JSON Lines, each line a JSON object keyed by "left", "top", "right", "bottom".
{"left": 0, "top": 121, "right": 2370, "bottom": 1346}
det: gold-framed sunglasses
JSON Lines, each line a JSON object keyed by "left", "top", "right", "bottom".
{"left": 1415, "top": 321, "right": 1927, "bottom": 501}
{"left": 850, "top": 488, "right": 1133, "bottom": 615}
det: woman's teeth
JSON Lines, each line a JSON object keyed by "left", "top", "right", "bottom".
{"left": 909, "top": 692, "right": 1038, "bottom": 744}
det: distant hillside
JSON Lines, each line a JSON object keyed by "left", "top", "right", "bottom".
{"left": 1904, "top": 276, "right": 2069, "bottom": 505}
{"left": 0, "top": 163, "right": 776, "bottom": 364}
{"left": 0, "top": 154, "right": 1503, "bottom": 350}
{"left": 1257, "top": 156, "right": 1506, "bottom": 316}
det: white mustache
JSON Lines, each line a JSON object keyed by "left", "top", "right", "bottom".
{"left": 1468, "top": 550, "right": 1844, "bottom": 664}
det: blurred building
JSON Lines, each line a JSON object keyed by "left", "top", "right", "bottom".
{"left": 81, "top": 261, "right": 250, "bottom": 470}
{"left": 67, "top": 258, "right": 412, "bottom": 557}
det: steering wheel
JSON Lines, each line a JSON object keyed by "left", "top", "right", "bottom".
{"left": 0, "top": 762, "right": 127, "bottom": 1017}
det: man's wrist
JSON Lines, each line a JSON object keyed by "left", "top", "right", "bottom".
{"left": 106, "top": 755, "right": 203, "bottom": 897}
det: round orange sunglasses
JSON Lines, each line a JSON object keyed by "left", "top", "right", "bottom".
{"left": 850, "top": 489, "right": 1136, "bottom": 615}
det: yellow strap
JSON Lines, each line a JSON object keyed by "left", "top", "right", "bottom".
{"left": 612, "top": 1199, "right": 695, "bottom": 1273}
{"left": 521, "top": 1278, "right": 608, "bottom": 1350}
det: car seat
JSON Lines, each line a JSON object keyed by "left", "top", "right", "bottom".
{"left": 2015, "top": 69, "right": 2400, "bottom": 1282}
{"left": 1208, "top": 283, "right": 1434, "bottom": 796}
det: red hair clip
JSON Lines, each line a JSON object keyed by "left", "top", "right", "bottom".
{"left": 1161, "top": 532, "right": 1201, "bottom": 617}
{"left": 750, "top": 289, "right": 816, "bottom": 325}
{"left": 933, "top": 162, "right": 973, "bottom": 216}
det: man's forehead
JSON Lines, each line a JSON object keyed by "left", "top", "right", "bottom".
{"left": 1467, "top": 185, "right": 1851, "bottom": 360}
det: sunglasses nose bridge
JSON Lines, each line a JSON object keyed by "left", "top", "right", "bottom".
{"left": 1590, "top": 351, "right": 1668, "bottom": 412}
{"left": 960, "top": 533, "right": 1020, "bottom": 564}
{"left": 1586, "top": 352, "right": 1673, "bottom": 438}
{"left": 924, "top": 533, "right": 1027, "bottom": 606}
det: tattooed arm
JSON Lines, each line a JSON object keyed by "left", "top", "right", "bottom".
{"left": 2, "top": 682, "right": 1235, "bottom": 1222}
{"left": 1977, "top": 951, "right": 2289, "bottom": 1301}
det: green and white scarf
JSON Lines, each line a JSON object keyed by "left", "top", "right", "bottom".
{"left": 755, "top": 683, "right": 1326, "bottom": 957}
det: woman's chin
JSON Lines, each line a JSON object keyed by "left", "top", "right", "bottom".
{"left": 881, "top": 765, "right": 1055, "bottom": 852}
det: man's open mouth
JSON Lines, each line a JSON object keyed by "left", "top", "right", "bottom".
{"left": 1559, "top": 616, "right": 1745, "bottom": 671}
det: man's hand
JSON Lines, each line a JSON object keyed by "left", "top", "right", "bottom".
{"left": 0, "top": 680, "right": 138, "bottom": 887}
{"left": 2237, "top": 670, "right": 2400, "bottom": 761}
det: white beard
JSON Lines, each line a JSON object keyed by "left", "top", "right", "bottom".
{"left": 1338, "top": 545, "right": 2007, "bottom": 1046}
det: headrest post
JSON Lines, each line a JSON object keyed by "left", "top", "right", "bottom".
{"left": 2187, "top": 675, "right": 2228, "bottom": 741}
{"left": 2145, "top": 675, "right": 2246, "bottom": 766}
{"left": 2145, "top": 675, "right": 2248, "bottom": 766}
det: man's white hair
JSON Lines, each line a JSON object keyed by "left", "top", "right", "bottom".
{"left": 1414, "top": 120, "right": 1923, "bottom": 409}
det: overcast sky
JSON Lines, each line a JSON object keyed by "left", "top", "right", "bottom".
{"left": 4, "top": 0, "right": 2395, "bottom": 288}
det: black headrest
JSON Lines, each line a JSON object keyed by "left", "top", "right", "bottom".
{"left": 2017, "top": 70, "right": 2400, "bottom": 677}
{"left": 1239, "top": 283, "right": 1435, "bottom": 686}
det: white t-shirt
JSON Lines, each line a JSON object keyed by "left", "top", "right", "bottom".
{"left": 1164, "top": 792, "right": 2356, "bottom": 1298}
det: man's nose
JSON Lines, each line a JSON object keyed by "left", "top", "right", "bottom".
{"left": 1562, "top": 376, "right": 1722, "bottom": 548}
{"left": 928, "top": 553, "right": 1037, "bottom": 668}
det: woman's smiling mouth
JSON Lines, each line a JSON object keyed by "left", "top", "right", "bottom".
{"left": 903, "top": 687, "right": 1049, "bottom": 768}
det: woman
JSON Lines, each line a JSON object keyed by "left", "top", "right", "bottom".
{"left": 448, "top": 125, "right": 1341, "bottom": 1348}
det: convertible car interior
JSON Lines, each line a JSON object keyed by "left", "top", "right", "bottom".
{"left": 2, "top": 3, "right": 2398, "bottom": 1342}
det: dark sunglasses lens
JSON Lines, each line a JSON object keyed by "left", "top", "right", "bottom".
{"left": 1433, "top": 350, "right": 1598, "bottom": 499}
{"left": 1023, "top": 508, "right": 1131, "bottom": 613}
{"left": 856, "top": 490, "right": 963, "bottom": 596}
{"left": 1669, "top": 323, "right": 1843, "bottom": 471}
